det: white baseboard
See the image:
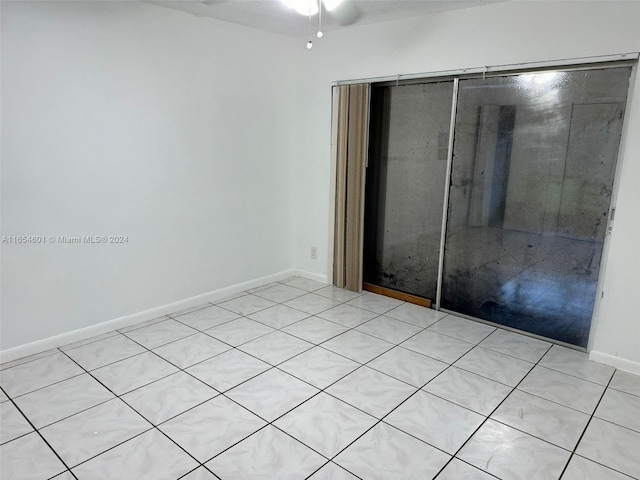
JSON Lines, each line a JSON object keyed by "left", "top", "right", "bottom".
{"left": 0, "top": 269, "right": 327, "bottom": 365}
{"left": 292, "top": 270, "right": 328, "bottom": 284}
{"left": 589, "top": 350, "right": 640, "bottom": 376}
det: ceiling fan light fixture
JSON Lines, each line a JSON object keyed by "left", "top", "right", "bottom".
{"left": 323, "top": 0, "right": 344, "bottom": 12}
{"left": 280, "top": 0, "right": 318, "bottom": 16}
{"left": 294, "top": 0, "right": 318, "bottom": 16}
{"left": 282, "top": 0, "right": 344, "bottom": 16}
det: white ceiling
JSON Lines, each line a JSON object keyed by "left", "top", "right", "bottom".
{"left": 145, "top": 0, "right": 509, "bottom": 37}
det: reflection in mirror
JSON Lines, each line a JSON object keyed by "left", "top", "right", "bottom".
{"left": 441, "top": 67, "right": 631, "bottom": 347}
{"left": 363, "top": 81, "right": 455, "bottom": 300}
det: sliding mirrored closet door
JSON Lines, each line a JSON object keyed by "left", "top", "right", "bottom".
{"left": 441, "top": 67, "right": 631, "bottom": 347}
{"left": 362, "top": 64, "right": 632, "bottom": 347}
{"left": 363, "top": 81, "right": 454, "bottom": 302}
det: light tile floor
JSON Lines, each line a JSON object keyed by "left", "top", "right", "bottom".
{"left": 1, "top": 277, "right": 640, "bottom": 480}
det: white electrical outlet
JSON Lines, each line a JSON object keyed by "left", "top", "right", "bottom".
{"left": 310, "top": 246, "right": 318, "bottom": 260}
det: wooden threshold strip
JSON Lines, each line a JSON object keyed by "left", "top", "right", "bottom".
{"left": 362, "top": 283, "right": 432, "bottom": 308}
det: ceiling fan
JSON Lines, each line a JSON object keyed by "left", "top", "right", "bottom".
{"left": 279, "top": 0, "right": 360, "bottom": 48}
{"left": 281, "top": 0, "right": 359, "bottom": 24}
{"left": 198, "top": 0, "right": 361, "bottom": 45}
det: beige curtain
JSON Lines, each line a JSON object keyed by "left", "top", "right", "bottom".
{"left": 332, "top": 84, "right": 371, "bottom": 292}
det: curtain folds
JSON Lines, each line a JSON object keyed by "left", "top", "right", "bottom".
{"left": 332, "top": 83, "right": 370, "bottom": 292}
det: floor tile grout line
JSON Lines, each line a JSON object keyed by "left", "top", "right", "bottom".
{"left": 500, "top": 343, "right": 617, "bottom": 413}
{"left": 198, "top": 323, "right": 277, "bottom": 349}
{"left": 352, "top": 321, "right": 493, "bottom": 392}
{"left": 120, "top": 321, "right": 202, "bottom": 350}
{"left": 379, "top": 300, "right": 413, "bottom": 319}
{"left": 282, "top": 301, "right": 351, "bottom": 318}
{"left": 51, "top": 470, "right": 77, "bottom": 480}
{"left": 53, "top": 348, "right": 223, "bottom": 477}
{"left": 277, "top": 363, "right": 387, "bottom": 419}
{"left": 470, "top": 337, "right": 552, "bottom": 364}
{"left": 150, "top": 423, "right": 222, "bottom": 478}
{"left": 63, "top": 335, "right": 274, "bottom": 477}
{"left": 0, "top": 349, "right": 61, "bottom": 372}
{"left": 321, "top": 386, "right": 456, "bottom": 471}
{"left": 16, "top": 394, "right": 119, "bottom": 432}
{"left": 300, "top": 338, "right": 490, "bottom": 467}
{"left": 272, "top": 317, "right": 348, "bottom": 342}
{"left": 534, "top": 362, "right": 616, "bottom": 387}
{"left": 187, "top": 392, "right": 333, "bottom": 470}
{"left": 428, "top": 360, "right": 516, "bottom": 389}
{"left": 555, "top": 371, "right": 638, "bottom": 480}
{"left": 511, "top": 379, "right": 608, "bottom": 417}
{"left": 151, "top": 330, "right": 239, "bottom": 358}
{"left": 176, "top": 465, "right": 220, "bottom": 480}
{"left": 0, "top": 428, "right": 31, "bottom": 447}
{"left": 2, "top": 392, "right": 79, "bottom": 479}
{"left": 4, "top": 368, "right": 87, "bottom": 401}
{"left": 358, "top": 336, "right": 505, "bottom": 455}
{"left": 271, "top": 423, "right": 364, "bottom": 478}
{"left": 277, "top": 277, "right": 328, "bottom": 291}
{"left": 444, "top": 349, "right": 544, "bottom": 391}
{"left": 432, "top": 342, "right": 595, "bottom": 479}
{"left": 429, "top": 358, "right": 540, "bottom": 477}
{"left": 567, "top": 453, "right": 638, "bottom": 480}
{"left": 211, "top": 298, "right": 281, "bottom": 319}
{"left": 303, "top": 460, "right": 364, "bottom": 480}
{"left": 116, "top": 315, "right": 172, "bottom": 335}
{"left": 131, "top": 390, "right": 219, "bottom": 431}
{"left": 606, "top": 382, "right": 640, "bottom": 400}
{"left": 279, "top": 289, "right": 404, "bottom": 319}
{"left": 486, "top": 417, "right": 581, "bottom": 453}
{"left": 64, "top": 337, "right": 186, "bottom": 373}
{"left": 251, "top": 286, "right": 313, "bottom": 304}
{"left": 166, "top": 302, "right": 218, "bottom": 320}
{"left": 58, "top": 331, "right": 121, "bottom": 353}
{"left": 369, "top": 311, "right": 447, "bottom": 331}
{"left": 68, "top": 428, "right": 155, "bottom": 474}
{"left": 590, "top": 415, "right": 640, "bottom": 436}
{"left": 433, "top": 459, "right": 502, "bottom": 480}
{"left": 300, "top": 310, "right": 385, "bottom": 330}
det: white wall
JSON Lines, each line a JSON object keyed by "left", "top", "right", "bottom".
{"left": 292, "top": 1, "right": 640, "bottom": 368}
{"left": 1, "top": 1, "right": 299, "bottom": 350}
